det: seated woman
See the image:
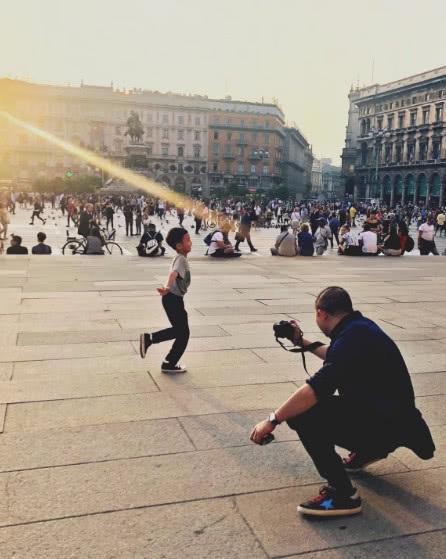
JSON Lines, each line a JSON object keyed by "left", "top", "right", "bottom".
{"left": 358, "top": 223, "right": 378, "bottom": 256}
{"left": 382, "top": 225, "right": 402, "bottom": 256}
{"left": 85, "top": 227, "right": 105, "bottom": 255}
{"left": 271, "top": 225, "right": 298, "bottom": 256}
{"left": 398, "top": 220, "right": 409, "bottom": 254}
{"left": 297, "top": 223, "right": 314, "bottom": 256}
{"left": 313, "top": 218, "right": 332, "bottom": 256}
{"left": 338, "top": 225, "right": 361, "bottom": 256}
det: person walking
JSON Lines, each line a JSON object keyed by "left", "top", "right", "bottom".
{"left": 29, "top": 199, "right": 46, "bottom": 226}
{"left": 105, "top": 203, "right": 115, "bottom": 230}
{"left": 234, "top": 208, "right": 257, "bottom": 252}
{"left": 329, "top": 213, "right": 340, "bottom": 248}
{"left": 139, "top": 228, "right": 192, "bottom": 373}
{"left": 123, "top": 203, "right": 134, "bottom": 236}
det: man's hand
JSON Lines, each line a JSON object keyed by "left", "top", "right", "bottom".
{"left": 289, "top": 320, "right": 304, "bottom": 346}
{"left": 157, "top": 287, "right": 169, "bottom": 296}
{"left": 250, "top": 419, "right": 275, "bottom": 445}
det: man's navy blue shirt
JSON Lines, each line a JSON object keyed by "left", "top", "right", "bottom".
{"left": 307, "top": 311, "right": 435, "bottom": 468}
{"left": 307, "top": 311, "right": 434, "bottom": 457}
{"left": 308, "top": 311, "right": 415, "bottom": 418}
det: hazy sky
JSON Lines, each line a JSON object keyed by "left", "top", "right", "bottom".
{"left": 2, "top": 0, "right": 446, "bottom": 162}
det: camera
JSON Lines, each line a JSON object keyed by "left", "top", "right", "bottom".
{"left": 273, "top": 320, "right": 295, "bottom": 341}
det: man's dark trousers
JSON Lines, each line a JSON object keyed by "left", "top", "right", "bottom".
{"left": 419, "top": 239, "right": 438, "bottom": 255}
{"left": 151, "top": 292, "right": 189, "bottom": 365}
{"left": 287, "top": 396, "right": 389, "bottom": 494}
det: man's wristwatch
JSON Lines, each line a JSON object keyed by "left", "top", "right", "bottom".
{"left": 268, "top": 412, "right": 281, "bottom": 426}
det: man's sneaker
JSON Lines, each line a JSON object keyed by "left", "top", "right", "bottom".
{"left": 250, "top": 248, "right": 258, "bottom": 252}
{"left": 139, "top": 333, "right": 152, "bottom": 359}
{"left": 297, "top": 485, "right": 362, "bottom": 517}
{"left": 343, "top": 452, "right": 387, "bottom": 473}
{"left": 161, "top": 362, "right": 187, "bottom": 374}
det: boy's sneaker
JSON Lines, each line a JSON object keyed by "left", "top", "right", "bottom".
{"left": 139, "top": 333, "right": 152, "bottom": 359}
{"left": 342, "top": 452, "right": 387, "bottom": 473}
{"left": 161, "top": 361, "right": 187, "bottom": 374}
{"left": 297, "top": 485, "right": 362, "bottom": 517}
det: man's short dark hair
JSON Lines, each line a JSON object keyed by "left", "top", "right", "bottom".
{"left": 315, "top": 286, "right": 353, "bottom": 316}
{"left": 37, "top": 232, "right": 46, "bottom": 242}
{"left": 12, "top": 235, "right": 22, "bottom": 245}
{"left": 166, "top": 227, "right": 188, "bottom": 250}
{"left": 148, "top": 223, "right": 156, "bottom": 230}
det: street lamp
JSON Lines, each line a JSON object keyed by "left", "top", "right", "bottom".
{"left": 366, "top": 127, "right": 390, "bottom": 203}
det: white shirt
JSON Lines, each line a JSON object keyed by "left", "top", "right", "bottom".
{"left": 358, "top": 230, "right": 378, "bottom": 253}
{"left": 419, "top": 223, "right": 435, "bottom": 241}
{"left": 208, "top": 231, "right": 224, "bottom": 255}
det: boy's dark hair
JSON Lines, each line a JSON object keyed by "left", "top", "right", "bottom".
{"left": 12, "top": 235, "right": 22, "bottom": 245}
{"left": 37, "top": 232, "right": 46, "bottom": 242}
{"left": 363, "top": 223, "right": 371, "bottom": 231}
{"left": 148, "top": 223, "right": 156, "bottom": 230}
{"left": 315, "top": 286, "right": 353, "bottom": 316}
{"left": 166, "top": 227, "right": 188, "bottom": 250}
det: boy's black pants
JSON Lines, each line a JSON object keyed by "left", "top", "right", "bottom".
{"left": 287, "top": 396, "right": 389, "bottom": 494}
{"left": 152, "top": 292, "right": 189, "bottom": 366}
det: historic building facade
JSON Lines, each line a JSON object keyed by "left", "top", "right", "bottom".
{"left": 311, "top": 158, "right": 323, "bottom": 195}
{"left": 207, "top": 101, "right": 285, "bottom": 195}
{"left": 0, "top": 79, "right": 210, "bottom": 194}
{"left": 0, "top": 78, "right": 313, "bottom": 198}
{"left": 282, "top": 127, "right": 313, "bottom": 199}
{"left": 342, "top": 66, "right": 446, "bottom": 206}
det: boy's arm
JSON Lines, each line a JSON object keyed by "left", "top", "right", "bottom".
{"left": 157, "top": 270, "right": 178, "bottom": 295}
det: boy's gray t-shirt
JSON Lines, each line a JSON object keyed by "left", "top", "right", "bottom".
{"left": 169, "top": 254, "right": 191, "bottom": 296}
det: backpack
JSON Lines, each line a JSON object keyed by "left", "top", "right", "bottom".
{"left": 405, "top": 236, "right": 415, "bottom": 252}
{"left": 138, "top": 238, "right": 158, "bottom": 256}
{"left": 204, "top": 230, "right": 219, "bottom": 246}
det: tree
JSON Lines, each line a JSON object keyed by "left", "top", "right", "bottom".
{"left": 32, "top": 175, "right": 101, "bottom": 193}
{"left": 270, "top": 184, "right": 290, "bottom": 200}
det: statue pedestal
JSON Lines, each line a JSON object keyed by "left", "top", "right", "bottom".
{"left": 125, "top": 144, "right": 149, "bottom": 157}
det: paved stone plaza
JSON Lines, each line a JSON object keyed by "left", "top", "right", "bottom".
{"left": 0, "top": 237, "right": 445, "bottom": 557}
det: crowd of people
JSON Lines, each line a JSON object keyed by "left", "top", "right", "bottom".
{"left": 0, "top": 189, "right": 446, "bottom": 258}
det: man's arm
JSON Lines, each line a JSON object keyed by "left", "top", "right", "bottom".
{"left": 275, "top": 383, "right": 317, "bottom": 423}
{"left": 289, "top": 321, "right": 328, "bottom": 360}
{"left": 250, "top": 383, "right": 317, "bottom": 444}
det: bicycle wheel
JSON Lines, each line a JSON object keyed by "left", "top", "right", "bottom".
{"left": 104, "top": 241, "right": 123, "bottom": 255}
{"left": 62, "top": 240, "right": 84, "bottom": 255}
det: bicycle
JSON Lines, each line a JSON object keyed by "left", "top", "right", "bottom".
{"left": 61, "top": 230, "right": 123, "bottom": 255}
{"left": 200, "top": 219, "right": 217, "bottom": 231}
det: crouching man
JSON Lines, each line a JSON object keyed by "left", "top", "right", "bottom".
{"left": 250, "top": 286, "right": 435, "bottom": 517}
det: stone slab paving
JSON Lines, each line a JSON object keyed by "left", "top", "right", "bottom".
{"left": 0, "top": 249, "right": 445, "bottom": 557}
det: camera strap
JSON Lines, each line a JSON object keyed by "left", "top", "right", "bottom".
{"left": 275, "top": 338, "right": 325, "bottom": 376}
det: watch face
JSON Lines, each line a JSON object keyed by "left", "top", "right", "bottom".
{"left": 269, "top": 413, "right": 277, "bottom": 424}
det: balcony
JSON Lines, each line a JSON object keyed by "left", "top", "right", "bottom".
{"left": 223, "top": 153, "right": 235, "bottom": 160}
{"left": 237, "top": 139, "right": 248, "bottom": 146}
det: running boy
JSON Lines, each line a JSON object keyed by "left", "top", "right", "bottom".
{"left": 139, "top": 227, "right": 192, "bottom": 373}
